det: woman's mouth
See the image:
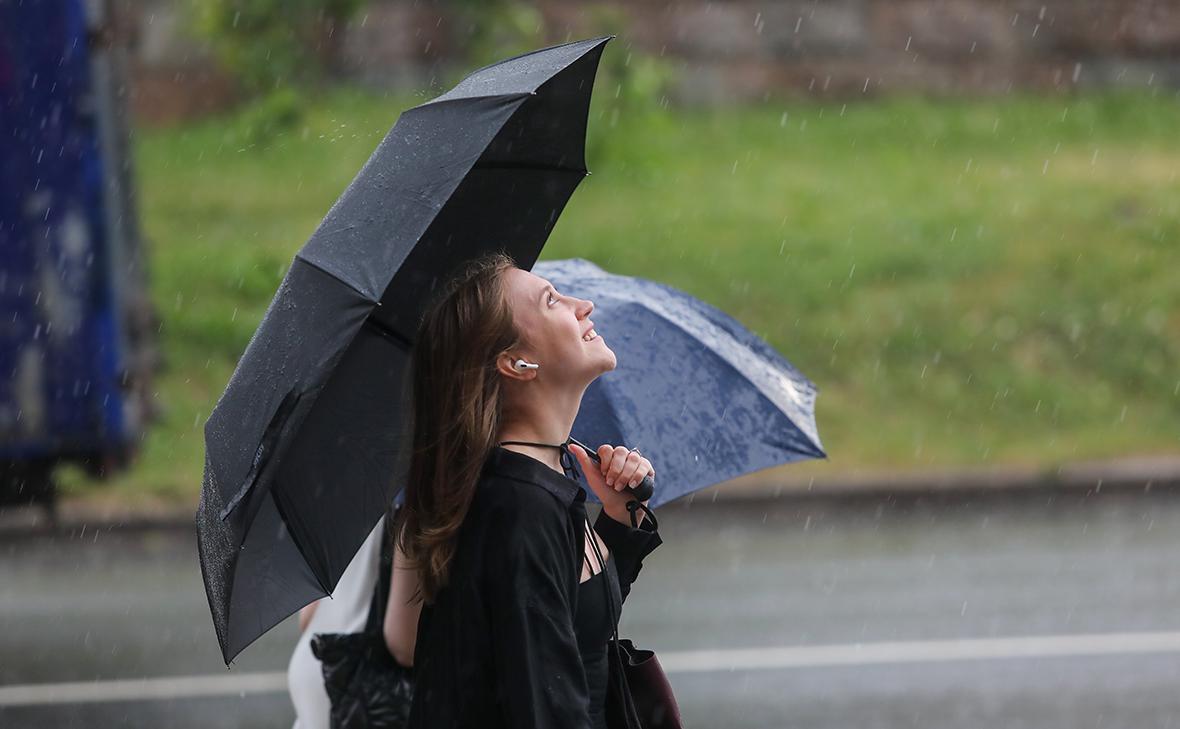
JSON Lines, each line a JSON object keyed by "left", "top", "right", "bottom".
{"left": 582, "top": 328, "right": 599, "bottom": 343}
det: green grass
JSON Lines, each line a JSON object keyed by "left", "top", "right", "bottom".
{"left": 63, "top": 85, "right": 1180, "bottom": 501}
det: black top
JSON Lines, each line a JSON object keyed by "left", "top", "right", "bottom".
{"left": 406, "top": 445, "right": 662, "bottom": 729}
{"left": 577, "top": 547, "right": 621, "bottom": 729}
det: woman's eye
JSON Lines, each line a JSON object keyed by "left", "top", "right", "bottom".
{"left": 548, "top": 293, "right": 557, "bottom": 307}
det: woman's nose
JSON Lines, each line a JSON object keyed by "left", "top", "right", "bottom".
{"left": 578, "top": 298, "right": 594, "bottom": 316}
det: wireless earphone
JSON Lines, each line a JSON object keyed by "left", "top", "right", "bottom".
{"left": 514, "top": 359, "right": 539, "bottom": 370}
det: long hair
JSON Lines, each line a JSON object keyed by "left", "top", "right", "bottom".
{"left": 392, "top": 251, "right": 522, "bottom": 604}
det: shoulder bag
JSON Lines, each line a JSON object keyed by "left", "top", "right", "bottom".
{"left": 587, "top": 506, "right": 683, "bottom": 729}
{"left": 310, "top": 514, "right": 416, "bottom": 729}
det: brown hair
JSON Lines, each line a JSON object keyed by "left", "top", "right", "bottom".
{"left": 392, "top": 251, "right": 522, "bottom": 604}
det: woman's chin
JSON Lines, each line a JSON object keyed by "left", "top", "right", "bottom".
{"left": 599, "top": 348, "right": 617, "bottom": 372}
{"left": 582, "top": 351, "right": 616, "bottom": 379}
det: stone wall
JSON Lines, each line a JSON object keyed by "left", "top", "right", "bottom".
{"left": 113, "top": 0, "right": 1180, "bottom": 125}
{"left": 610, "top": 0, "right": 1180, "bottom": 103}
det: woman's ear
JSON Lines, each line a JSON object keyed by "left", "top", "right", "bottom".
{"left": 495, "top": 351, "right": 536, "bottom": 381}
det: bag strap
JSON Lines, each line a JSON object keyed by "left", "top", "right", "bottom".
{"left": 363, "top": 513, "right": 395, "bottom": 636}
{"left": 586, "top": 516, "right": 618, "bottom": 643}
{"left": 585, "top": 513, "right": 641, "bottom": 727}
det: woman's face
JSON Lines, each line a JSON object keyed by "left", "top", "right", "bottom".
{"left": 502, "top": 267, "right": 616, "bottom": 384}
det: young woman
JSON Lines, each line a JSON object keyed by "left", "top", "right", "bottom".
{"left": 383, "top": 251, "right": 663, "bottom": 729}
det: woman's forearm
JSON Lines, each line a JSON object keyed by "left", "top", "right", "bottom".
{"left": 383, "top": 535, "right": 423, "bottom": 667}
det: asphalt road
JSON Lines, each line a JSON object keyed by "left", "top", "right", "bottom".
{"left": 3, "top": 489, "right": 1180, "bottom": 728}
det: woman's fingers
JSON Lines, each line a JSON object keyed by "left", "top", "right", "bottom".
{"left": 627, "top": 457, "right": 654, "bottom": 488}
{"left": 606, "top": 447, "right": 654, "bottom": 490}
{"left": 584, "top": 442, "right": 656, "bottom": 492}
{"left": 603, "top": 446, "right": 629, "bottom": 487}
{"left": 570, "top": 443, "right": 601, "bottom": 483}
{"left": 616, "top": 451, "right": 644, "bottom": 489}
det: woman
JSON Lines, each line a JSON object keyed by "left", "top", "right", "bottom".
{"left": 287, "top": 515, "right": 386, "bottom": 729}
{"left": 385, "top": 251, "right": 663, "bottom": 729}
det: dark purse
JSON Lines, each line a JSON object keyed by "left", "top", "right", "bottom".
{"left": 310, "top": 515, "right": 416, "bottom": 729}
{"left": 607, "top": 638, "right": 681, "bottom": 729}
{"left": 588, "top": 506, "right": 683, "bottom": 729}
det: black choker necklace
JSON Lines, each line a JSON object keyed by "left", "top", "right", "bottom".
{"left": 498, "top": 438, "right": 577, "bottom": 477}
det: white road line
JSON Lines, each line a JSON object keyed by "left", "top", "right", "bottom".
{"left": 660, "top": 630, "right": 1180, "bottom": 673}
{"left": 5, "top": 630, "right": 1180, "bottom": 707}
{"left": 0, "top": 672, "right": 288, "bottom": 708}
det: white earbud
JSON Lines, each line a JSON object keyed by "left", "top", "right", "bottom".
{"left": 514, "top": 359, "right": 540, "bottom": 370}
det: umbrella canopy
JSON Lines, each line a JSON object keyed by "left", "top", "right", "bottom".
{"left": 198, "top": 36, "right": 613, "bottom": 665}
{"left": 534, "top": 258, "right": 826, "bottom": 508}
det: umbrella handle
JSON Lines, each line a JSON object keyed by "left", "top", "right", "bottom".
{"left": 628, "top": 475, "right": 656, "bottom": 503}
{"left": 566, "top": 437, "right": 655, "bottom": 503}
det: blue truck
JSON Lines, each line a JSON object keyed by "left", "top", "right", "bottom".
{"left": 1, "top": 0, "right": 159, "bottom": 516}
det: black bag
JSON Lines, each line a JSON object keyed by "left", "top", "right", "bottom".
{"left": 311, "top": 515, "right": 416, "bottom": 729}
{"left": 588, "top": 508, "right": 683, "bottom": 729}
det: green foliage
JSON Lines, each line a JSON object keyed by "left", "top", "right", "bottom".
{"left": 189, "top": 0, "right": 363, "bottom": 140}
{"left": 232, "top": 86, "right": 304, "bottom": 148}
{"left": 580, "top": 8, "right": 679, "bottom": 171}
{"left": 447, "top": 0, "right": 546, "bottom": 72}
{"left": 193, "top": 0, "right": 362, "bottom": 92}
{"left": 93, "top": 87, "right": 1180, "bottom": 501}
{"left": 438, "top": 1, "right": 678, "bottom": 171}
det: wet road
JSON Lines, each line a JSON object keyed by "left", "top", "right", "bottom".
{"left": 3, "top": 490, "right": 1180, "bottom": 728}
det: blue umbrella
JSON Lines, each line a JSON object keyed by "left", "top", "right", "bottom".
{"left": 533, "top": 258, "right": 826, "bottom": 508}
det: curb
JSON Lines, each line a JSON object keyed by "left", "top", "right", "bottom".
{"left": 686, "top": 454, "right": 1180, "bottom": 504}
{"left": 0, "top": 501, "right": 194, "bottom": 540}
{"left": 3, "top": 454, "right": 1179, "bottom": 536}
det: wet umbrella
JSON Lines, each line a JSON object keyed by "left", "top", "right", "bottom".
{"left": 534, "top": 258, "right": 826, "bottom": 507}
{"left": 198, "top": 36, "right": 614, "bottom": 665}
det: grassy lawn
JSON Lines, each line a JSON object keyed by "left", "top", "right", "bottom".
{"left": 62, "top": 85, "right": 1180, "bottom": 502}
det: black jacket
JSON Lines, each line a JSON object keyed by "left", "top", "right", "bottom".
{"left": 406, "top": 445, "right": 663, "bottom": 729}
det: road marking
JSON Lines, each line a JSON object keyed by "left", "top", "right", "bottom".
{"left": 661, "top": 630, "right": 1180, "bottom": 673}
{"left": 6, "top": 630, "right": 1180, "bottom": 707}
{"left": 0, "top": 672, "right": 288, "bottom": 708}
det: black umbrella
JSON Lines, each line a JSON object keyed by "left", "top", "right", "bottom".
{"left": 197, "top": 36, "right": 613, "bottom": 665}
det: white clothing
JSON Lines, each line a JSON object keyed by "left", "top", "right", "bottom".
{"left": 288, "top": 515, "right": 386, "bottom": 729}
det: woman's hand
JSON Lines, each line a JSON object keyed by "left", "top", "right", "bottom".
{"left": 568, "top": 442, "right": 654, "bottom": 526}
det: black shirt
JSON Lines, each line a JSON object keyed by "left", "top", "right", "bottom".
{"left": 576, "top": 548, "right": 621, "bottom": 729}
{"left": 406, "top": 445, "right": 663, "bottom": 729}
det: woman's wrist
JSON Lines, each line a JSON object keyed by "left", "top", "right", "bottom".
{"left": 603, "top": 501, "right": 649, "bottom": 528}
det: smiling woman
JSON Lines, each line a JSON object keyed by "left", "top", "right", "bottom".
{"left": 508, "top": 269, "right": 615, "bottom": 381}
{"left": 388, "top": 251, "right": 663, "bottom": 729}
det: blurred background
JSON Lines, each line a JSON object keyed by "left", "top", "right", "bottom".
{"left": 1, "top": 1, "right": 1178, "bottom": 727}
